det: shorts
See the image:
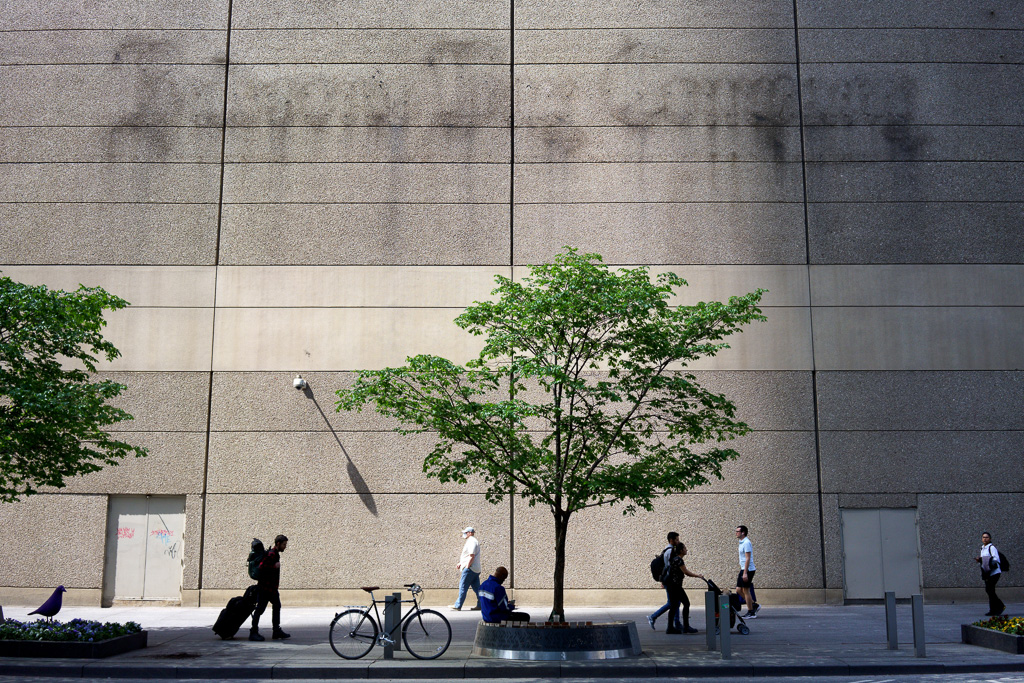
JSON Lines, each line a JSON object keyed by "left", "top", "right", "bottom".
{"left": 736, "top": 569, "right": 756, "bottom": 588}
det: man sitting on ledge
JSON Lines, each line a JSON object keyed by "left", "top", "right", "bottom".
{"left": 479, "top": 566, "right": 530, "bottom": 623}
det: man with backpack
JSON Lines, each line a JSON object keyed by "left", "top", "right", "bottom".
{"left": 647, "top": 532, "right": 681, "bottom": 631}
{"left": 250, "top": 534, "right": 290, "bottom": 641}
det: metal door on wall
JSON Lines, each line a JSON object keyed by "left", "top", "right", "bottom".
{"left": 103, "top": 496, "right": 185, "bottom": 604}
{"left": 840, "top": 508, "right": 921, "bottom": 601}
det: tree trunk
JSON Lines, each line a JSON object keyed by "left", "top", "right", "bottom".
{"left": 550, "top": 510, "right": 571, "bottom": 622}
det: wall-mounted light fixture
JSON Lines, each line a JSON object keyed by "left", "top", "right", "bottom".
{"left": 293, "top": 375, "right": 308, "bottom": 390}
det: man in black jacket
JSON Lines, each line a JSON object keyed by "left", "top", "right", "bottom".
{"left": 251, "top": 535, "right": 290, "bottom": 641}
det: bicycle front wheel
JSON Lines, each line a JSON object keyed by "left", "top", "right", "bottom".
{"left": 402, "top": 608, "right": 451, "bottom": 660}
{"left": 329, "top": 609, "right": 378, "bottom": 659}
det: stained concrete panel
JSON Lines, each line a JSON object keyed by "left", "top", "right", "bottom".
{"left": 231, "top": 28, "right": 508, "bottom": 63}
{"left": 230, "top": 0, "right": 510, "bottom": 29}
{"left": 796, "top": 2, "right": 1022, "bottom": 29}
{"left": 513, "top": 203, "right": 806, "bottom": 265}
{"left": 0, "top": 265, "right": 216, "bottom": 307}
{"left": 806, "top": 202, "right": 1024, "bottom": 265}
{"left": 1, "top": 127, "right": 224, "bottom": 163}
{"left": 810, "top": 265, "right": 1024, "bottom": 306}
{"left": 226, "top": 64, "right": 509, "bottom": 127}
{"left": 225, "top": 126, "right": 509, "bottom": 163}
{"left": 816, "top": 371, "right": 1024, "bottom": 431}
{"left": 0, "top": 0, "right": 230, "bottom": 29}
{"left": 218, "top": 204, "right": 509, "bottom": 265}
{"left": 514, "top": 29, "right": 795, "bottom": 63}
{"left": 207, "top": 431, "right": 488, "bottom": 494}
{"left": 917, "top": 494, "right": 1023, "bottom": 589}
{"left": 803, "top": 125, "right": 1024, "bottom": 162}
{"left": 811, "top": 307, "right": 1024, "bottom": 370}
{"left": 666, "top": 307, "right": 812, "bottom": 371}
{"left": 0, "top": 203, "right": 218, "bottom": 265}
{"left": 799, "top": 28, "right": 1024, "bottom": 64}
{"left": 801, "top": 64, "right": 1024, "bottom": 126}
{"left": 0, "top": 494, "right": 108, "bottom": 587}
{"left": 98, "top": 307, "right": 215, "bottom": 371}
{"left": 515, "top": 162, "right": 803, "bottom": 203}
{"left": 48, "top": 432, "right": 205, "bottom": 494}
{"left": 211, "top": 307, "right": 486, "bottom": 371}
{"left": 222, "top": 163, "right": 508, "bottom": 203}
{"left": 515, "top": 1, "right": 795, "bottom": 29}
{"left": 201, "top": 493, "right": 512, "bottom": 589}
{"left": 512, "top": 494, "right": 823, "bottom": 589}
{"left": 0, "top": 65, "right": 225, "bottom": 126}
{"left": 98, "top": 371, "right": 211, "bottom": 432}
{"left": 182, "top": 494, "right": 202, "bottom": 591}
{"left": 820, "top": 431, "right": 1024, "bottom": 495}
{"left": 805, "top": 162, "right": 1024, "bottom": 202}
{"left": 0, "top": 163, "right": 221, "bottom": 203}
{"left": 516, "top": 126, "right": 801, "bottom": 163}
{"left": 515, "top": 64, "right": 798, "bottom": 126}
{"left": 215, "top": 265, "right": 504, "bottom": 307}
{"left": 0, "top": 29, "right": 227, "bottom": 64}
{"left": 690, "top": 431, "right": 818, "bottom": 494}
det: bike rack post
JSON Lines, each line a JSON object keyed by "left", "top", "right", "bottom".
{"left": 885, "top": 591, "right": 898, "bottom": 650}
{"left": 912, "top": 594, "right": 926, "bottom": 658}
{"left": 383, "top": 593, "right": 402, "bottom": 657}
{"left": 718, "top": 594, "right": 731, "bottom": 660}
{"left": 705, "top": 591, "right": 717, "bottom": 651}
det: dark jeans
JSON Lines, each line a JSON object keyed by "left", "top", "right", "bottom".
{"left": 666, "top": 583, "right": 690, "bottom": 631}
{"left": 984, "top": 572, "right": 1005, "bottom": 615}
{"left": 252, "top": 587, "right": 281, "bottom": 630}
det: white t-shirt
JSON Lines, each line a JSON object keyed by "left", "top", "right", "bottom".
{"left": 981, "top": 543, "right": 1002, "bottom": 576}
{"left": 460, "top": 536, "right": 481, "bottom": 573}
{"left": 738, "top": 537, "right": 756, "bottom": 571}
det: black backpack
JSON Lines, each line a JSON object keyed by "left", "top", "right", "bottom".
{"left": 998, "top": 549, "right": 1010, "bottom": 573}
{"left": 650, "top": 546, "right": 670, "bottom": 582}
{"left": 247, "top": 538, "right": 266, "bottom": 580}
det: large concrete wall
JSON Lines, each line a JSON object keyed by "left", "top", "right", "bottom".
{"left": 1, "top": 0, "right": 1021, "bottom": 607}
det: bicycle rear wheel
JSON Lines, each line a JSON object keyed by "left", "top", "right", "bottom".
{"left": 402, "top": 608, "right": 451, "bottom": 660}
{"left": 329, "top": 609, "right": 377, "bottom": 659}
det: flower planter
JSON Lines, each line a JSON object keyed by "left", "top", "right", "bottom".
{"left": 473, "top": 621, "right": 641, "bottom": 660}
{"left": 962, "top": 624, "right": 1024, "bottom": 654}
{"left": 0, "top": 630, "right": 147, "bottom": 658}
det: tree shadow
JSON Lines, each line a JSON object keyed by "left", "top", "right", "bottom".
{"left": 302, "top": 387, "right": 378, "bottom": 517}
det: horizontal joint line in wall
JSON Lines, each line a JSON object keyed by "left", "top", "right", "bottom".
{"left": 514, "top": 200, "right": 805, "bottom": 205}
{"left": 227, "top": 61, "right": 512, "bottom": 66}
{"left": 806, "top": 200, "right": 1024, "bottom": 204}
{"left": 224, "top": 201, "right": 507, "bottom": 205}
{"left": 801, "top": 60, "right": 1024, "bottom": 66}
{"left": 0, "top": 200, "right": 217, "bottom": 205}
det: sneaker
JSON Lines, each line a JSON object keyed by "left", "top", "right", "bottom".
{"left": 751, "top": 603, "right": 761, "bottom": 617}
{"left": 272, "top": 629, "right": 291, "bottom": 640}
{"left": 743, "top": 611, "right": 757, "bottom": 619}
{"left": 469, "top": 605, "right": 481, "bottom": 611}
{"left": 646, "top": 614, "right": 656, "bottom": 630}
{"left": 449, "top": 604, "right": 462, "bottom": 611}
{"left": 249, "top": 630, "right": 265, "bottom": 642}
{"left": 665, "top": 627, "right": 682, "bottom": 634}
{"left": 682, "top": 626, "right": 698, "bottom": 634}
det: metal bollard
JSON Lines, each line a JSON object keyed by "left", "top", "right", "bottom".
{"left": 718, "top": 594, "right": 731, "bottom": 660}
{"left": 705, "top": 591, "right": 717, "bottom": 651}
{"left": 383, "top": 593, "right": 402, "bottom": 658}
{"left": 884, "top": 591, "right": 898, "bottom": 650}
{"left": 912, "top": 594, "right": 926, "bottom": 658}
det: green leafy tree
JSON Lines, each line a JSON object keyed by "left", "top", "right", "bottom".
{"left": 337, "top": 249, "right": 766, "bottom": 619}
{"left": 0, "top": 274, "right": 147, "bottom": 502}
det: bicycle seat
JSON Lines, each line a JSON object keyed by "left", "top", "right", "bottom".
{"left": 361, "top": 586, "right": 379, "bottom": 593}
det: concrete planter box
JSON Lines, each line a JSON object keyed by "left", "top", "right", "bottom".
{"left": 962, "top": 624, "right": 1024, "bottom": 654}
{"left": 472, "top": 621, "right": 641, "bottom": 660}
{"left": 0, "top": 630, "right": 147, "bottom": 658}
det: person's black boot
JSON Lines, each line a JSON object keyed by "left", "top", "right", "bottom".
{"left": 272, "top": 628, "right": 291, "bottom": 640}
{"left": 249, "top": 629, "right": 265, "bottom": 641}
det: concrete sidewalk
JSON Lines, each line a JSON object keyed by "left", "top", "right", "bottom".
{"left": 1, "top": 601, "right": 1022, "bottom": 679}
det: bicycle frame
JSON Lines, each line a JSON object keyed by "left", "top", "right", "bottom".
{"left": 355, "top": 584, "right": 423, "bottom": 646}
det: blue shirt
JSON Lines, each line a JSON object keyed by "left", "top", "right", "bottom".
{"left": 479, "top": 575, "right": 511, "bottom": 623}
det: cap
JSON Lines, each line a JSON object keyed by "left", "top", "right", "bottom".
{"left": 462, "top": 526, "right": 475, "bottom": 535}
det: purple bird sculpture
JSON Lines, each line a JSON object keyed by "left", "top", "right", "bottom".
{"left": 28, "top": 586, "right": 66, "bottom": 621}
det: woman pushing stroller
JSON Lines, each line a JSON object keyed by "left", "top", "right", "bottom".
{"left": 664, "top": 542, "right": 706, "bottom": 634}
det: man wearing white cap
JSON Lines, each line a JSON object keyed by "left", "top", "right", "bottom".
{"left": 451, "top": 526, "right": 481, "bottom": 611}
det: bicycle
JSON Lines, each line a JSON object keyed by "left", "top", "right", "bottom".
{"left": 328, "top": 583, "right": 452, "bottom": 660}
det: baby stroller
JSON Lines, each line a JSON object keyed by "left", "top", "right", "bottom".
{"left": 703, "top": 578, "right": 751, "bottom": 635}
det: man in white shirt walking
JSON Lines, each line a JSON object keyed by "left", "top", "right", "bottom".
{"left": 736, "top": 525, "right": 760, "bottom": 618}
{"left": 451, "top": 526, "right": 481, "bottom": 611}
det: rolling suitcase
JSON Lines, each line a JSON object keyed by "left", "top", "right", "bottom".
{"left": 212, "top": 585, "right": 260, "bottom": 639}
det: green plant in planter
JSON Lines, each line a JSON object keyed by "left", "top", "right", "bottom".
{"left": 974, "top": 616, "right": 1024, "bottom": 636}
{"left": 0, "top": 618, "right": 142, "bottom": 642}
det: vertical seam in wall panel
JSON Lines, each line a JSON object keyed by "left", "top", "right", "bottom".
{"left": 508, "top": 0, "right": 516, "bottom": 592}
{"left": 197, "top": 0, "right": 234, "bottom": 597}
{"left": 791, "top": 0, "right": 828, "bottom": 594}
